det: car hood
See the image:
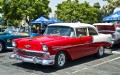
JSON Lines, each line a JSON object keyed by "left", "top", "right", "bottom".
{"left": 31, "top": 35, "right": 69, "bottom": 43}
{"left": 16, "top": 35, "right": 69, "bottom": 51}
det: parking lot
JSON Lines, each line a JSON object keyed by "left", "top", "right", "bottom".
{"left": 0, "top": 46, "right": 120, "bottom": 75}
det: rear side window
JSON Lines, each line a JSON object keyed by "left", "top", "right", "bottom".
{"left": 88, "top": 27, "right": 98, "bottom": 35}
{"left": 76, "top": 28, "right": 87, "bottom": 37}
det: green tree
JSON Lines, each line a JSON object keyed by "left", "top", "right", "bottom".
{"left": 103, "top": 0, "right": 120, "bottom": 15}
{"left": 0, "top": 0, "right": 2, "bottom": 5}
{"left": 0, "top": 0, "right": 3, "bottom": 14}
{"left": 93, "top": 2, "right": 101, "bottom": 9}
{"left": 56, "top": 0, "right": 98, "bottom": 24}
{"left": 2, "top": 0, "right": 51, "bottom": 25}
{"left": 93, "top": 2, "right": 105, "bottom": 22}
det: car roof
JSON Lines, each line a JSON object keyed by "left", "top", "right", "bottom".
{"left": 48, "top": 23, "right": 95, "bottom": 28}
{"left": 93, "top": 23, "right": 114, "bottom": 26}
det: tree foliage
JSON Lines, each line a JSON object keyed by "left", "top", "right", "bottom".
{"left": 93, "top": 2, "right": 105, "bottom": 23}
{"left": 103, "top": 0, "right": 120, "bottom": 15}
{"left": 55, "top": 0, "right": 99, "bottom": 24}
{"left": 0, "top": 0, "right": 3, "bottom": 13}
{"left": 93, "top": 2, "right": 101, "bottom": 9}
{"left": 2, "top": 0, "right": 51, "bottom": 25}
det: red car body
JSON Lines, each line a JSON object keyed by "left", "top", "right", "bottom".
{"left": 10, "top": 23, "right": 112, "bottom": 69}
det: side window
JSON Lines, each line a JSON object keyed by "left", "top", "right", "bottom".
{"left": 88, "top": 27, "right": 98, "bottom": 35}
{"left": 70, "top": 28, "right": 75, "bottom": 37}
{"left": 76, "top": 28, "right": 87, "bottom": 37}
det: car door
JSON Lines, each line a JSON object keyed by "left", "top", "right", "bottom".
{"left": 87, "top": 27, "right": 100, "bottom": 54}
{"left": 71, "top": 28, "right": 93, "bottom": 59}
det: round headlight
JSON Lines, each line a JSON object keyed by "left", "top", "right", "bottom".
{"left": 42, "top": 44, "right": 48, "bottom": 52}
{"left": 12, "top": 41, "right": 17, "bottom": 47}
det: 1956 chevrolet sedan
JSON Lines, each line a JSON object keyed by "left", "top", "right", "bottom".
{"left": 10, "top": 23, "right": 112, "bottom": 69}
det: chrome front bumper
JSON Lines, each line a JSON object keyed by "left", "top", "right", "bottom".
{"left": 10, "top": 53, "right": 55, "bottom": 65}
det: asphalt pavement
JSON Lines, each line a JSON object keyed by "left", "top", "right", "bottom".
{"left": 0, "top": 46, "right": 120, "bottom": 75}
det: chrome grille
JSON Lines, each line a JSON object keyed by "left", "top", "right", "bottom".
{"left": 17, "top": 49, "right": 44, "bottom": 57}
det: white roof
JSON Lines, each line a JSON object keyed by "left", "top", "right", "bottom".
{"left": 48, "top": 23, "right": 95, "bottom": 28}
{"left": 93, "top": 23, "right": 114, "bottom": 26}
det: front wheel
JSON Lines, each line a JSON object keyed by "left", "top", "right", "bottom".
{"left": 0, "top": 41, "right": 5, "bottom": 53}
{"left": 53, "top": 51, "right": 67, "bottom": 69}
{"left": 95, "top": 46, "right": 105, "bottom": 58}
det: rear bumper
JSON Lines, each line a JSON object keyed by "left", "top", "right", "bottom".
{"left": 112, "top": 39, "right": 120, "bottom": 45}
{"left": 10, "top": 53, "right": 55, "bottom": 65}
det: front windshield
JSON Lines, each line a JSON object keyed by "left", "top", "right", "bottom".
{"left": 44, "top": 26, "right": 75, "bottom": 37}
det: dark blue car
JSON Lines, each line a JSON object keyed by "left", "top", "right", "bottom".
{"left": 0, "top": 26, "right": 40, "bottom": 52}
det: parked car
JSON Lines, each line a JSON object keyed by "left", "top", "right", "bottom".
{"left": 93, "top": 23, "right": 120, "bottom": 45}
{"left": 0, "top": 26, "right": 40, "bottom": 52}
{"left": 10, "top": 23, "right": 112, "bottom": 69}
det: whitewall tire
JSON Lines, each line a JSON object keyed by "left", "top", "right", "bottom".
{"left": 53, "top": 51, "right": 67, "bottom": 69}
{"left": 95, "top": 46, "right": 105, "bottom": 58}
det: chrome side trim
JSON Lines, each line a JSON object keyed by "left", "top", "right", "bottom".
{"left": 52, "top": 43, "right": 91, "bottom": 50}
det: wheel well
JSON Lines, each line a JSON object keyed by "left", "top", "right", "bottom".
{"left": 57, "top": 50, "right": 72, "bottom": 60}
{"left": 102, "top": 45, "right": 107, "bottom": 49}
{"left": 98, "top": 45, "right": 105, "bottom": 50}
{"left": 0, "top": 40, "right": 6, "bottom": 49}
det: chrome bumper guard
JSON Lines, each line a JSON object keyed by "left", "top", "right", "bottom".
{"left": 111, "top": 39, "right": 115, "bottom": 44}
{"left": 10, "top": 53, "right": 55, "bottom": 65}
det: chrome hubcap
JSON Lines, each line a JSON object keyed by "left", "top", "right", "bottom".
{"left": 58, "top": 53, "right": 65, "bottom": 66}
{"left": 99, "top": 46, "right": 104, "bottom": 56}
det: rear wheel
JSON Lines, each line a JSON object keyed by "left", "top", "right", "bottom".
{"left": 53, "top": 51, "right": 67, "bottom": 69}
{"left": 0, "top": 41, "right": 5, "bottom": 53}
{"left": 95, "top": 46, "right": 105, "bottom": 58}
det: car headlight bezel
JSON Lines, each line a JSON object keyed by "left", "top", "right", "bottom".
{"left": 12, "top": 41, "right": 17, "bottom": 47}
{"left": 42, "top": 44, "right": 48, "bottom": 52}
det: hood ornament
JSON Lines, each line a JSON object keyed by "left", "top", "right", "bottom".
{"left": 25, "top": 44, "right": 31, "bottom": 48}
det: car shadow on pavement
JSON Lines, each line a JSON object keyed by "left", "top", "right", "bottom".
{"left": 111, "top": 45, "right": 120, "bottom": 51}
{"left": 12, "top": 62, "right": 57, "bottom": 73}
{"left": 1, "top": 49, "right": 13, "bottom": 53}
{"left": 65, "top": 53, "right": 111, "bottom": 68}
{"left": 11, "top": 53, "right": 111, "bottom": 73}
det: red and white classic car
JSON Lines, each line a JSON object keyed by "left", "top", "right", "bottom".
{"left": 93, "top": 23, "right": 120, "bottom": 45}
{"left": 10, "top": 23, "right": 112, "bottom": 69}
